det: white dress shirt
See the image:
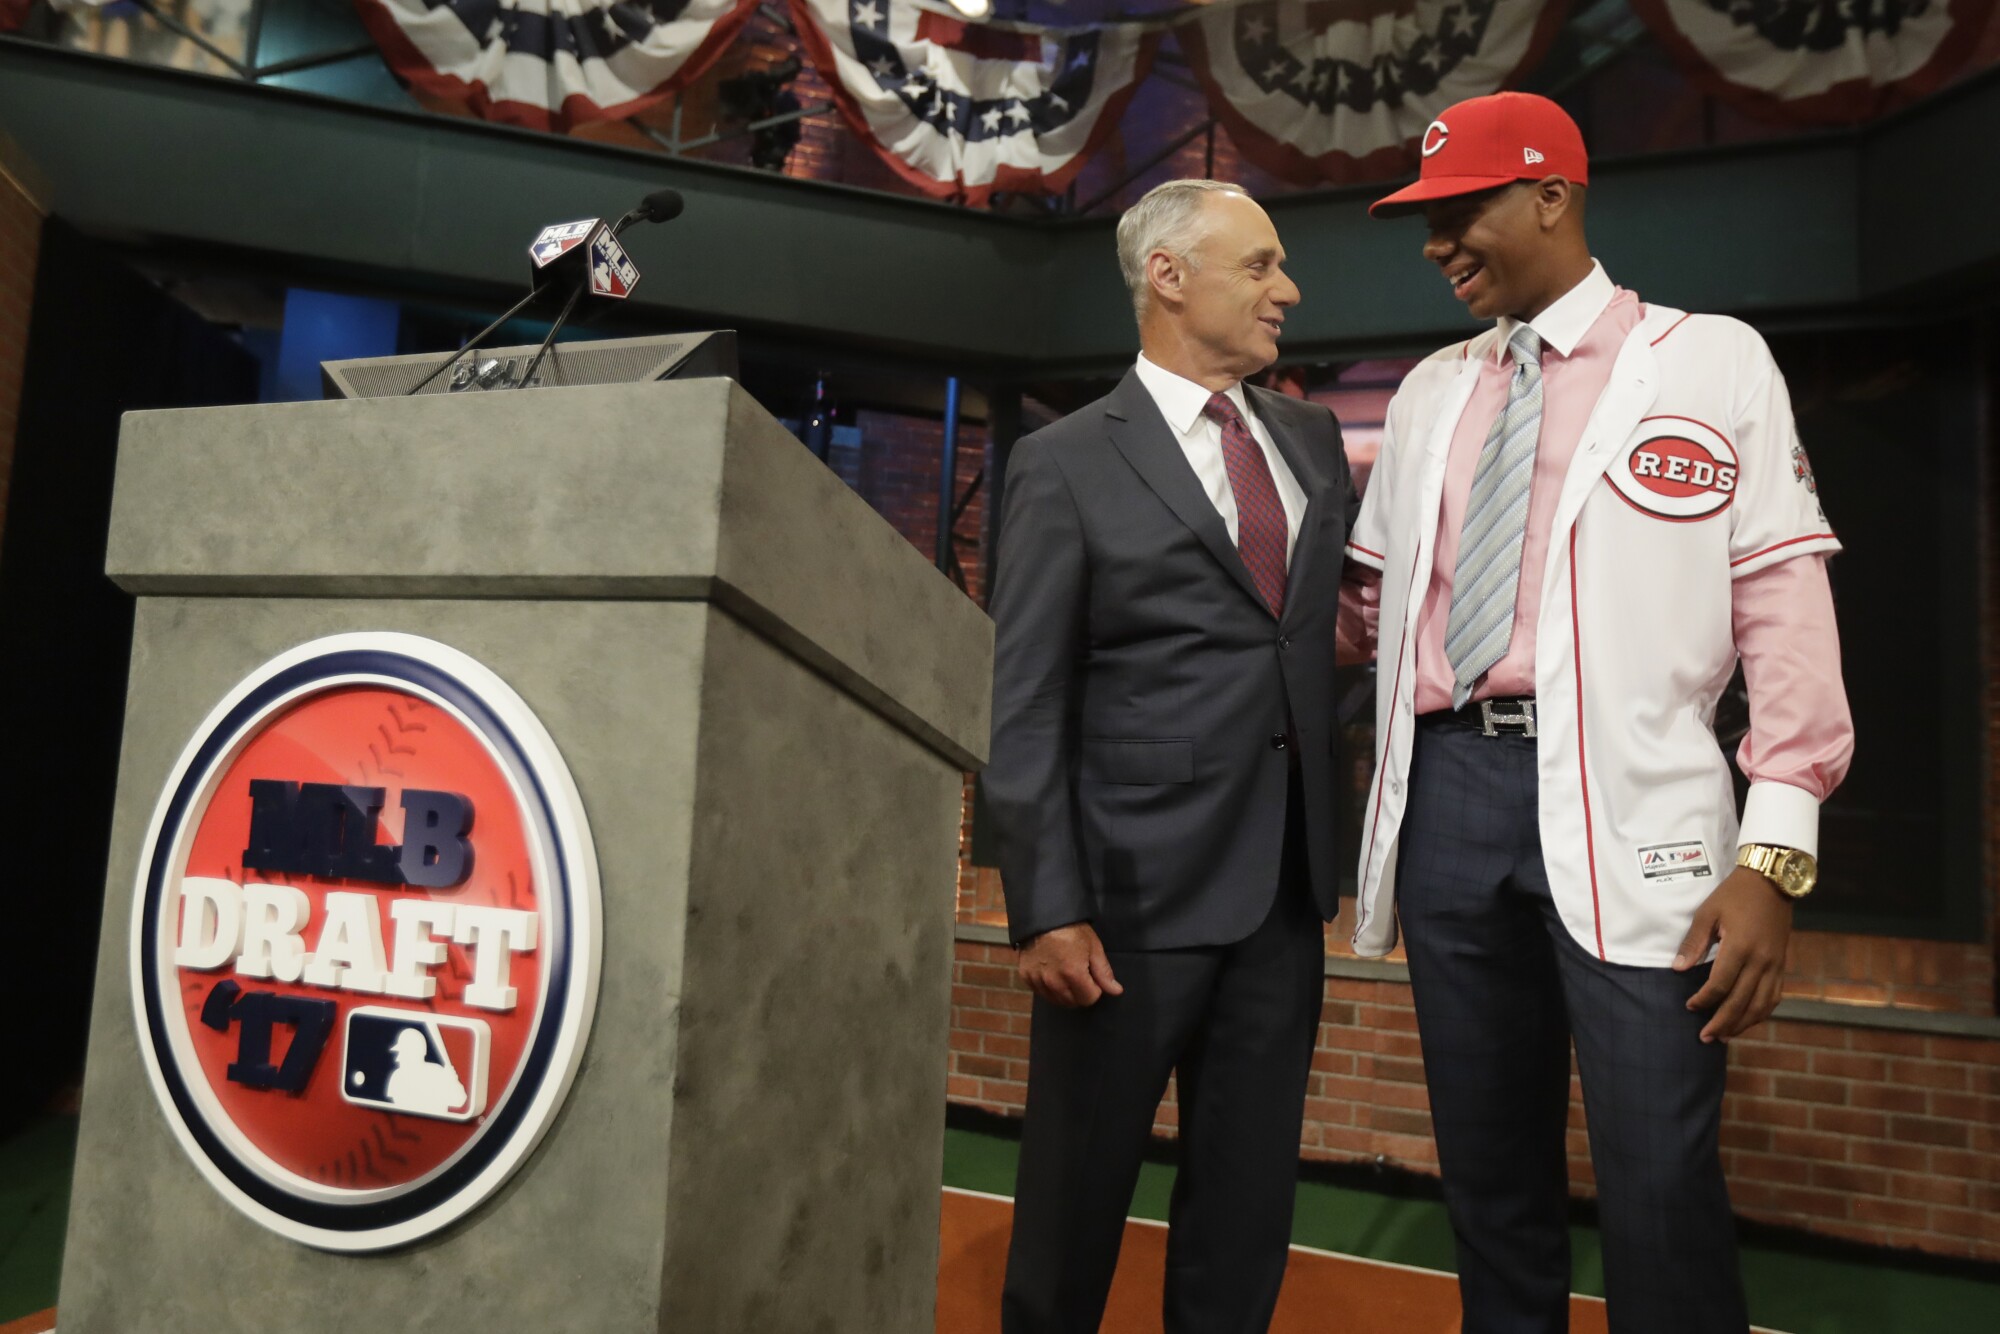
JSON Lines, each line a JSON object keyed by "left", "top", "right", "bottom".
{"left": 1134, "top": 352, "right": 1307, "bottom": 562}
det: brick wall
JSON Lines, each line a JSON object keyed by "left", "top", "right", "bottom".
{"left": 0, "top": 136, "right": 48, "bottom": 544}
{"left": 949, "top": 939, "right": 2000, "bottom": 1262}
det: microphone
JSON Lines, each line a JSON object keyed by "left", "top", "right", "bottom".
{"left": 406, "top": 189, "right": 682, "bottom": 395}
{"left": 615, "top": 188, "right": 684, "bottom": 234}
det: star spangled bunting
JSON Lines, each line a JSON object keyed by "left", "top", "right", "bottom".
{"left": 353, "top": 0, "right": 762, "bottom": 133}
{"left": 788, "top": 0, "right": 1162, "bottom": 203}
{"left": 1626, "top": 0, "right": 1996, "bottom": 124}
{"left": 1176, "top": 0, "right": 1572, "bottom": 187}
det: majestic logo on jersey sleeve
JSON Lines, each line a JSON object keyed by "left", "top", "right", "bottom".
{"left": 1607, "top": 417, "right": 1740, "bottom": 523}
{"left": 131, "top": 633, "right": 600, "bottom": 1252}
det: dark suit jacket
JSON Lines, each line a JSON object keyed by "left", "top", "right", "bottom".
{"left": 985, "top": 367, "right": 1360, "bottom": 952}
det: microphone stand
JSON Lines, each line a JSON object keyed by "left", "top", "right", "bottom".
{"left": 512, "top": 209, "right": 647, "bottom": 390}
{"left": 516, "top": 280, "right": 587, "bottom": 390}
{"left": 404, "top": 278, "right": 557, "bottom": 396}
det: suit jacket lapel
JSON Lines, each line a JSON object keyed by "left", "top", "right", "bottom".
{"left": 1104, "top": 369, "right": 1270, "bottom": 613}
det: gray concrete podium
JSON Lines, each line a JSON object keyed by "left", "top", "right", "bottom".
{"left": 57, "top": 379, "right": 992, "bottom": 1332}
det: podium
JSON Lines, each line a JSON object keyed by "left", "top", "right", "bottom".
{"left": 55, "top": 379, "right": 993, "bottom": 1332}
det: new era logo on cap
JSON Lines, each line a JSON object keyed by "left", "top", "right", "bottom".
{"left": 1371, "top": 92, "right": 1589, "bottom": 218}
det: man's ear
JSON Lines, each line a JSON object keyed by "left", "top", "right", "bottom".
{"left": 1145, "top": 250, "right": 1185, "bottom": 311}
{"left": 1536, "top": 176, "right": 1576, "bottom": 232}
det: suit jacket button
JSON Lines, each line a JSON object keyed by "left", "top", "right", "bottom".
{"left": 1271, "top": 733, "right": 1288, "bottom": 750}
{"left": 1278, "top": 636, "right": 1292, "bottom": 650}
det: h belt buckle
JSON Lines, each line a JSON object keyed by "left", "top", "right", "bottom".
{"left": 1479, "top": 699, "right": 1537, "bottom": 737}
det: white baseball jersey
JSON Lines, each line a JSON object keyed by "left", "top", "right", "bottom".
{"left": 1346, "top": 303, "right": 1840, "bottom": 966}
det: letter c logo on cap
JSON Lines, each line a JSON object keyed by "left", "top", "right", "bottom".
{"left": 1421, "top": 120, "right": 1449, "bottom": 157}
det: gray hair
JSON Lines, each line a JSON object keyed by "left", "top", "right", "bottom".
{"left": 1115, "top": 179, "right": 1248, "bottom": 324}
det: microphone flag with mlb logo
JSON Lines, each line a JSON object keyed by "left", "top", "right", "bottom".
{"left": 1625, "top": 0, "right": 1999, "bottom": 125}
{"left": 1175, "top": 0, "right": 1571, "bottom": 187}
{"left": 788, "top": 0, "right": 1163, "bottom": 204}
{"left": 353, "top": 0, "right": 763, "bottom": 132}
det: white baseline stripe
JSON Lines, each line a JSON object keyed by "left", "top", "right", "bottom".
{"left": 938, "top": 1186, "right": 1792, "bottom": 1332}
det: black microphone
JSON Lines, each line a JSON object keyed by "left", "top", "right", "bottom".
{"left": 615, "top": 188, "right": 684, "bottom": 234}
{"left": 517, "top": 190, "right": 685, "bottom": 388}
{"left": 407, "top": 191, "right": 682, "bottom": 395}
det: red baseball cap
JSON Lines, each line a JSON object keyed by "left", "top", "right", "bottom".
{"left": 1370, "top": 92, "right": 1588, "bottom": 218}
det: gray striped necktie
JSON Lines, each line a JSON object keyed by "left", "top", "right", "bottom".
{"left": 1445, "top": 325, "right": 1545, "bottom": 710}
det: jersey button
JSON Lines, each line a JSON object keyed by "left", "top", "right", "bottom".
{"left": 1270, "top": 733, "right": 1288, "bottom": 750}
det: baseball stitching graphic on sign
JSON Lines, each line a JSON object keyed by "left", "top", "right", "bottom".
{"left": 131, "top": 633, "right": 601, "bottom": 1252}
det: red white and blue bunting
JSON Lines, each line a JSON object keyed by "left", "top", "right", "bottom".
{"left": 1176, "top": 0, "right": 1572, "bottom": 187}
{"left": 1626, "top": 0, "right": 1997, "bottom": 124}
{"left": 353, "top": 0, "right": 761, "bottom": 132}
{"left": 787, "top": 0, "right": 1161, "bottom": 203}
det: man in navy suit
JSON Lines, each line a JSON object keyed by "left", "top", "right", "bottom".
{"left": 986, "top": 179, "right": 1359, "bottom": 1334}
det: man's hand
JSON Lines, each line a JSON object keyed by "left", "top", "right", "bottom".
{"left": 1017, "top": 923, "right": 1124, "bottom": 1009}
{"left": 1675, "top": 866, "right": 1794, "bottom": 1043}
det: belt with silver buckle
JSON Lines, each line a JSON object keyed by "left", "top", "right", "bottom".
{"left": 1445, "top": 697, "right": 1538, "bottom": 737}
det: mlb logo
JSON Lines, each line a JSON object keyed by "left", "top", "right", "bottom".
{"left": 340, "top": 1007, "right": 490, "bottom": 1123}
{"left": 529, "top": 219, "right": 598, "bottom": 268}
{"left": 589, "top": 232, "right": 641, "bottom": 299}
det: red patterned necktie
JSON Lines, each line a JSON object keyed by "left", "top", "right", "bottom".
{"left": 1203, "top": 391, "right": 1289, "bottom": 618}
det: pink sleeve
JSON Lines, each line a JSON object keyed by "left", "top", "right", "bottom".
{"left": 1732, "top": 554, "right": 1854, "bottom": 802}
{"left": 1336, "top": 564, "right": 1380, "bottom": 667}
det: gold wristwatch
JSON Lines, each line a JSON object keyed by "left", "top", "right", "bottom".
{"left": 1737, "top": 843, "right": 1819, "bottom": 900}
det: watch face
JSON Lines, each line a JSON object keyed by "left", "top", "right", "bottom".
{"left": 1779, "top": 856, "right": 1816, "bottom": 897}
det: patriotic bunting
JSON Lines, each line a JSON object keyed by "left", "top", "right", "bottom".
{"left": 787, "top": 0, "right": 1161, "bottom": 204}
{"left": 353, "top": 0, "right": 762, "bottom": 132}
{"left": 1626, "top": 0, "right": 1996, "bottom": 124}
{"left": 1177, "top": 0, "right": 1571, "bottom": 187}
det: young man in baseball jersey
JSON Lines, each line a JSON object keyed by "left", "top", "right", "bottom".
{"left": 1339, "top": 92, "right": 1853, "bottom": 1333}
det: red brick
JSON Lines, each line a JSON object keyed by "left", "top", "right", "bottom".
{"left": 1767, "top": 1129, "right": 1846, "bottom": 1160}
{"left": 1928, "top": 1148, "right": 1986, "bottom": 1179}
{"left": 1719, "top": 1123, "right": 1771, "bottom": 1153}
{"left": 1734, "top": 1154, "right": 1811, "bottom": 1185}
{"left": 1729, "top": 1042, "right": 1811, "bottom": 1073}
{"left": 983, "top": 1034, "right": 1029, "bottom": 1060}
{"left": 1889, "top": 1059, "right": 1968, "bottom": 1091}
{"left": 1927, "top": 1036, "right": 2000, "bottom": 1065}
{"left": 1889, "top": 1116, "right": 1970, "bottom": 1148}
{"left": 1773, "top": 1074, "right": 1847, "bottom": 1104}
{"left": 1811, "top": 1106, "right": 1888, "bottom": 1137}
{"left": 1810, "top": 1163, "right": 1888, "bottom": 1196}
{"left": 1811, "top": 1051, "right": 1888, "bottom": 1081}
{"left": 1887, "top": 1173, "right": 1970, "bottom": 1207}
{"left": 1849, "top": 1082, "right": 1928, "bottom": 1115}
{"left": 1311, "top": 1050, "right": 1356, "bottom": 1076}
{"left": 1366, "top": 1106, "right": 1434, "bottom": 1137}
{"left": 1850, "top": 1139, "right": 1930, "bottom": 1172}
{"left": 1851, "top": 1196, "right": 1929, "bottom": 1229}
{"left": 1731, "top": 1097, "right": 1812, "bottom": 1129}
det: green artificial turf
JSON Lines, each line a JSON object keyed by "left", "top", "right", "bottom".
{"left": 942, "top": 1125, "right": 2000, "bottom": 1334}
{"left": 5, "top": 1117, "right": 1994, "bottom": 1333}
{"left": 0, "top": 1115, "right": 75, "bottom": 1324}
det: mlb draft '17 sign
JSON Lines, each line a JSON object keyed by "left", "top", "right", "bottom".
{"left": 131, "top": 633, "right": 601, "bottom": 1251}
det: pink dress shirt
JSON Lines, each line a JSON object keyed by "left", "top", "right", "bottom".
{"left": 1339, "top": 265, "right": 1852, "bottom": 804}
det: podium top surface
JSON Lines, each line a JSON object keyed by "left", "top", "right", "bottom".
{"left": 107, "top": 378, "right": 992, "bottom": 768}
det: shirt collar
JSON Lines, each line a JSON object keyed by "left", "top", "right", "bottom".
{"left": 1135, "top": 351, "right": 1253, "bottom": 435}
{"left": 1494, "top": 259, "right": 1615, "bottom": 364}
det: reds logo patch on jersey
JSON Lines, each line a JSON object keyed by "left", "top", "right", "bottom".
{"left": 131, "top": 633, "right": 601, "bottom": 1252}
{"left": 1606, "top": 415, "right": 1740, "bottom": 523}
